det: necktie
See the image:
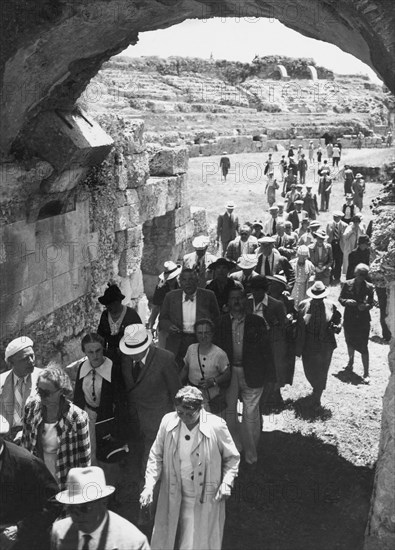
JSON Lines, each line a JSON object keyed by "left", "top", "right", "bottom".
{"left": 132, "top": 361, "right": 141, "bottom": 382}
{"left": 13, "top": 377, "right": 24, "bottom": 426}
{"left": 333, "top": 223, "right": 339, "bottom": 240}
{"left": 272, "top": 219, "right": 276, "bottom": 235}
{"left": 90, "top": 369, "right": 96, "bottom": 402}
{"left": 185, "top": 295, "right": 194, "bottom": 302}
{"left": 265, "top": 256, "right": 271, "bottom": 276}
{"left": 82, "top": 534, "right": 92, "bottom": 550}
{"left": 278, "top": 236, "right": 282, "bottom": 247}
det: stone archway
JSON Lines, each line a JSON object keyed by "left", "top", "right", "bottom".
{"left": 1, "top": 0, "right": 395, "bottom": 160}
{"left": 0, "top": 2, "right": 394, "bottom": 549}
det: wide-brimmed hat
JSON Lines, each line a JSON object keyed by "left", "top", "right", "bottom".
{"left": 358, "top": 235, "right": 370, "bottom": 245}
{"left": 252, "top": 219, "right": 263, "bottom": 229}
{"left": 307, "top": 281, "right": 329, "bottom": 299}
{"left": 276, "top": 202, "right": 285, "bottom": 208}
{"left": 306, "top": 184, "right": 313, "bottom": 188}
{"left": 266, "top": 274, "right": 288, "bottom": 288}
{"left": 207, "top": 257, "right": 236, "bottom": 271}
{"left": 352, "top": 213, "right": 363, "bottom": 222}
{"left": 119, "top": 324, "right": 152, "bottom": 356}
{"left": 269, "top": 205, "right": 279, "bottom": 211}
{"left": 159, "top": 261, "right": 182, "bottom": 282}
{"left": 296, "top": 183, "right": 303, "bottom": 188}
{"left": 226, "top": 202, "right": 235, "bottom": 209}
{"left": 313, "top": 229, "right": 327, "bottom": 240}
{"left": 294, "top": 199, "right": 304, "bottom": 205}
{"left": 258, "top": 236, "right": 276, "bottom": 244}
{"left": 309, "top": 221, "right": 321, "bottom": 229}
{"left": 98, "top": 284, "right": 125, "bottom": 306}
{"left": 5, "top": 336, "right": 34, "bottom": 362}
{"left": 355, "top": 173, "right": 363, "bottom": 178}
{"left": 55, "top": 467, "right": 115, "bottom": 505}
{"left": 222, "top": 151, "right": 228, "bottom": 155}
{"left": 0, "top": 414, "right": 10, "bottom": 435}
{"left": 237, "top": 254, "right": 258, "bottom": 269}
{"left": 332, "top": 210, "right": 344, "bottom": 217}
{"left": 192, "top": 235, "right": 210, "bottom": 250}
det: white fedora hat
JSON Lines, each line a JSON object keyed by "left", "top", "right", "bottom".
{"left": 192, "top": 235, "right": 210, "bottom": 250}
{"left": 237, "top": 254, "right": 258, "bottom": 269}
{"left": 159, "top": 261, "right": 182, "bottom": 282}
{"left": 119, "top": 324, "right": 153, "bottom": 356}
{"left": 306, "top": 281, "right": 329, "bottom": 299}
{"left": 55, "top": 467, "right": 115, "bottom": 505}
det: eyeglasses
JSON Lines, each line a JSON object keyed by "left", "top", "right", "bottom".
{"left": 37, "top": 387, "right": 61, "bottom": 398}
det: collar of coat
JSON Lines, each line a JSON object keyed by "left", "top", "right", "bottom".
{"left": 165, "top": 410, "right": 212, "bottom": 438}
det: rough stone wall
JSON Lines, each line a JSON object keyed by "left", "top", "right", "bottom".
{"left": 0, "top": 116, "right": 206, "bottom": 370}
{"left": 364, "top": 189, "right": 395, "bottom": 549}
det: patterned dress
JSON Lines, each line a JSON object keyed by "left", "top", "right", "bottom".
{"left": 290, "top": 258, "right": 315, "bottom": 306}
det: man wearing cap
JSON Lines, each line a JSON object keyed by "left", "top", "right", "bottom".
{"left": 183, "top": 235, "right": 217, "bottom": 288}
{"left": 225, "top": 225, "right": 258, "bottom": 263}
{"left": 251, "top": 220, "right": 264, "bottom": 240}
{"left": 318, "top": 173, "right": 332, "bottom": 212}
{"left": 148, "top": 261, "right": 181, "bottom": 347}
{"left": 342, "top": 194, "right": 360, "bottom": 224}
{"left": 303, "top": 184, "right": 319, "bottom": 220}
{"left": 0, "top": 414, "right": 59, "bottom": 550}
{"left": 287, "top": 200, "right": 308, "bottom": 231}
{"left": 119, "top": 324, "right": 181, "bottom": 472}
{"left": 216, "top": 203, "right": 239, "bottom": 256}
{"left": 309, "top": 229, "right": 333, "bottom": 286}
{"left": 51, "top": 466, "right": 149, "bottom": 550}
{"left": 206, "top": 258, "right": 242, "bottom": 312}
{"left": 263, "top": 206, "right": 280, "bottom": 236}
{"left": 352, "top": 173, "right": 365, "bottom": 210}
{"left": 274, "top": 221, "right": 297, "bottom": 260}
{"left": 0, "top": 336, "right": 40, "bottom": 442}
{"left": 327, "top": 211, "right": 348, "bottom": 283}
{"left": 229, "top": 254, "right": 260, "bottom": 295}
{"left": 255, "top": 237, "right": 295, "bottom": 287}
{"left": 220, "top": 152, "right": 231, "bottom": 182}
{"left": 159, "top": 269, "right": 220, "bottom": 368}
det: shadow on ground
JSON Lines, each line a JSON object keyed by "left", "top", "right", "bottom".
{"left": 223, "top": 431, "right": 374, "bottom": 550}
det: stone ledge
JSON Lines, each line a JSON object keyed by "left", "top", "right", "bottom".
{"left": 149, "top": 146, "right": 188, "bottom": 176}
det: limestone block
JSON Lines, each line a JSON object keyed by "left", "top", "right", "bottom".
{"left": 118, "top": 246, "right": 142, "bottom": 277}
{"left": 126, "top": 152, "right": 150, "bottom": 188}
{"left": 42, "top": 166, "right": 89, "bottom": 194}
{"left": 21, "top": 279, "right": 53, "bottom": 325}
{"left": 115, "top": 157, "right": 128, "bottom": 191}
{"left": 115, "top": 205, "right": 133, "bottom": 231}
{"left": 119, "top": 119, "right": 145, "bottom": 155}
{"left": 174, "top": 221, "right": 195, "bottom": 243}
{"left": 191, "top": 207, "right": 208, "bottom": 234}
{"left": 0, "top": 291, "right": 23, "bottom": 338}
{"left": 149, "top": 147, "right": 188, "bottom": 176}
{"left": 174, "top": 206, "right": 192, "bottom": 228}
{"left": 115, "top": 226, "right": 143, "bottom": 253}
{"left": 128, "top": 269, "right": 145, "bottom": 299}
{"left": 22, "top": 109, "right": 113, "bottom": 173}
{"left": 143, "top": 274, "right": 158, "bottom": 301}
{"left": 86, "top": 232, "right": 99, "bottom": 262}
{"left": 52, "top": 266, "right": 91, "bottom": 311}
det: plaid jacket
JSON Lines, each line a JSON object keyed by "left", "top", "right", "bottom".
{"left": 21, "top": 396, "right": 91, "bottom": 489}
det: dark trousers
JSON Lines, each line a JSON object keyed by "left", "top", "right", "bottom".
{"left": 331, "top": 241, "right": 343, "bottom": 280}
{"left": 375, "top": 286, "right": 392, "bottom": 340}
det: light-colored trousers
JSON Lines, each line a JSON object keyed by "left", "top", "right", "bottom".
{"left": 225, "top": 366, "right": 263, "bottom": 464}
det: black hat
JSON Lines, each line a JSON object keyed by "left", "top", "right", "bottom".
{"left": 98, "top": 284, "right": 125, "bottom": 305}
{"left": 208, "top": 257, "right": 236, "bottom": 271}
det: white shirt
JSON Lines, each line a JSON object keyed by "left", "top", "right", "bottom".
{"left": 179, "top": 422, "right": 199, "bottom": 480}
{"left": 80, "top": 357, "right": 112, "bottom": 407}
{"left": 78, "top": 512, "right": 108, "bottom": 550}
{"left": 182, "top": 292, "right": 197, "bottom": 333}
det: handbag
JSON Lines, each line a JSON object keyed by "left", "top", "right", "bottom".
{"left": 95, "top": 417, "right": 129, "bottom": 463}
{"left": 196, "top": 346, "right": 228, "bottom": 413}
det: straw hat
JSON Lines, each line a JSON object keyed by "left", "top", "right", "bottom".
{"left": 313, "top": 229, "right": 328, "bottom": 240}
{"left": 5, "top": 336, "right": 34, "bottom": 362}
{"left": 237, "top": 254, "right": 258, "bottom": 269}
{"left": 306, "top": 281, "right": 329, "bottom": 299}
{"left": 192, "top": 235, "right": 210, "bottom": 250}
{"left": 119, "top": 324, "right": 153, "bottom": 356}
{"left": 266, "top": 274, "right": 288, "bottom": 289}
{"left": 159, "top": 261, "right": 182, "bottom": 282}
{"left": 55, "top": 467, "right": 115, "bottom": 505}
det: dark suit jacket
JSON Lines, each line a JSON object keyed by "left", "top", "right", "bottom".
{"left": 159, "top": 288, "right": 220, "bottom": 355}
{"left": 0, "top": 441, "right": 58, "bottom": 550}
{"left": 214, "top": 314, "right": 275, "bottom": 388}
{"left": 246, "top": 296, "right": 287, "bottom": 343}
{"left": 51, "top": 510, "right": 149, "bottom": 550}
{"left": 97, "top": 306, "right": 141, "bottom": 363}
{"left": 121, "top": 346, "right": 181, "bottom": 441}
{"left": 287, "top": 209, "right": 308, "bottom": 230}
{"left": 255, "top": 250, "right": 296, "bottom": 288}
{"left": 217, "top": 212, "right": 239, "bottom": 243}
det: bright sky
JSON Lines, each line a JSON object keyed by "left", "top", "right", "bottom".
{"left": 121, "top": 18, "right": 381, "bottom": 83}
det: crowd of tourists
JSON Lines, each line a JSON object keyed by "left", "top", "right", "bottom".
{"left": 0, "top": 142, "right": 392, "bottom": 550}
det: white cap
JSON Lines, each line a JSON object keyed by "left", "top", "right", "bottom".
{"left": 5, "top": 336, "right": 34, "bottom": 362}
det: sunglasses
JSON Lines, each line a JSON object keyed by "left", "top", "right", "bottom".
{"left": 37, "top": 387, "right": 61, "bottom": 398}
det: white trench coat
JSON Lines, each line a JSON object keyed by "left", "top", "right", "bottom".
{"left": 145, "top": 410, "right": 240, "bottom": 550}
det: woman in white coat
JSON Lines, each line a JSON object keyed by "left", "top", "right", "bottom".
{"left": 140, "top": 386, "right": 240, "bottom": 550}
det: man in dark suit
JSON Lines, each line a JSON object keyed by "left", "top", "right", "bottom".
{"left": 216, "top": 202, "right": 239, "bottom": 255}
{"left": 120, "top": 324, "right": 181, "bottom": 470}
{"left": 0, "top": 415, "right": 58, "bottom": 550}
{"left": 326, "top": 210, "right": 348, "bottom": 283}
{"left": 225, "top": 225, "right": 259, "bottom": 263}
{"left": 287, "top": 200, "right": 309, "bottom": 230}
{"left": 52, "top": 466, "right": 149, "bottom": 550}
{"left": 255, "top": 237, "right": 295, "bottom": 288}
{"left": 215, "top": 288, "right": 275, "bottom": 468}
{"left": 159, "top": 268, "right": 220, "bottom": 367}
{"left": 182, "top": 235, "right": 217, "bottom": 288}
